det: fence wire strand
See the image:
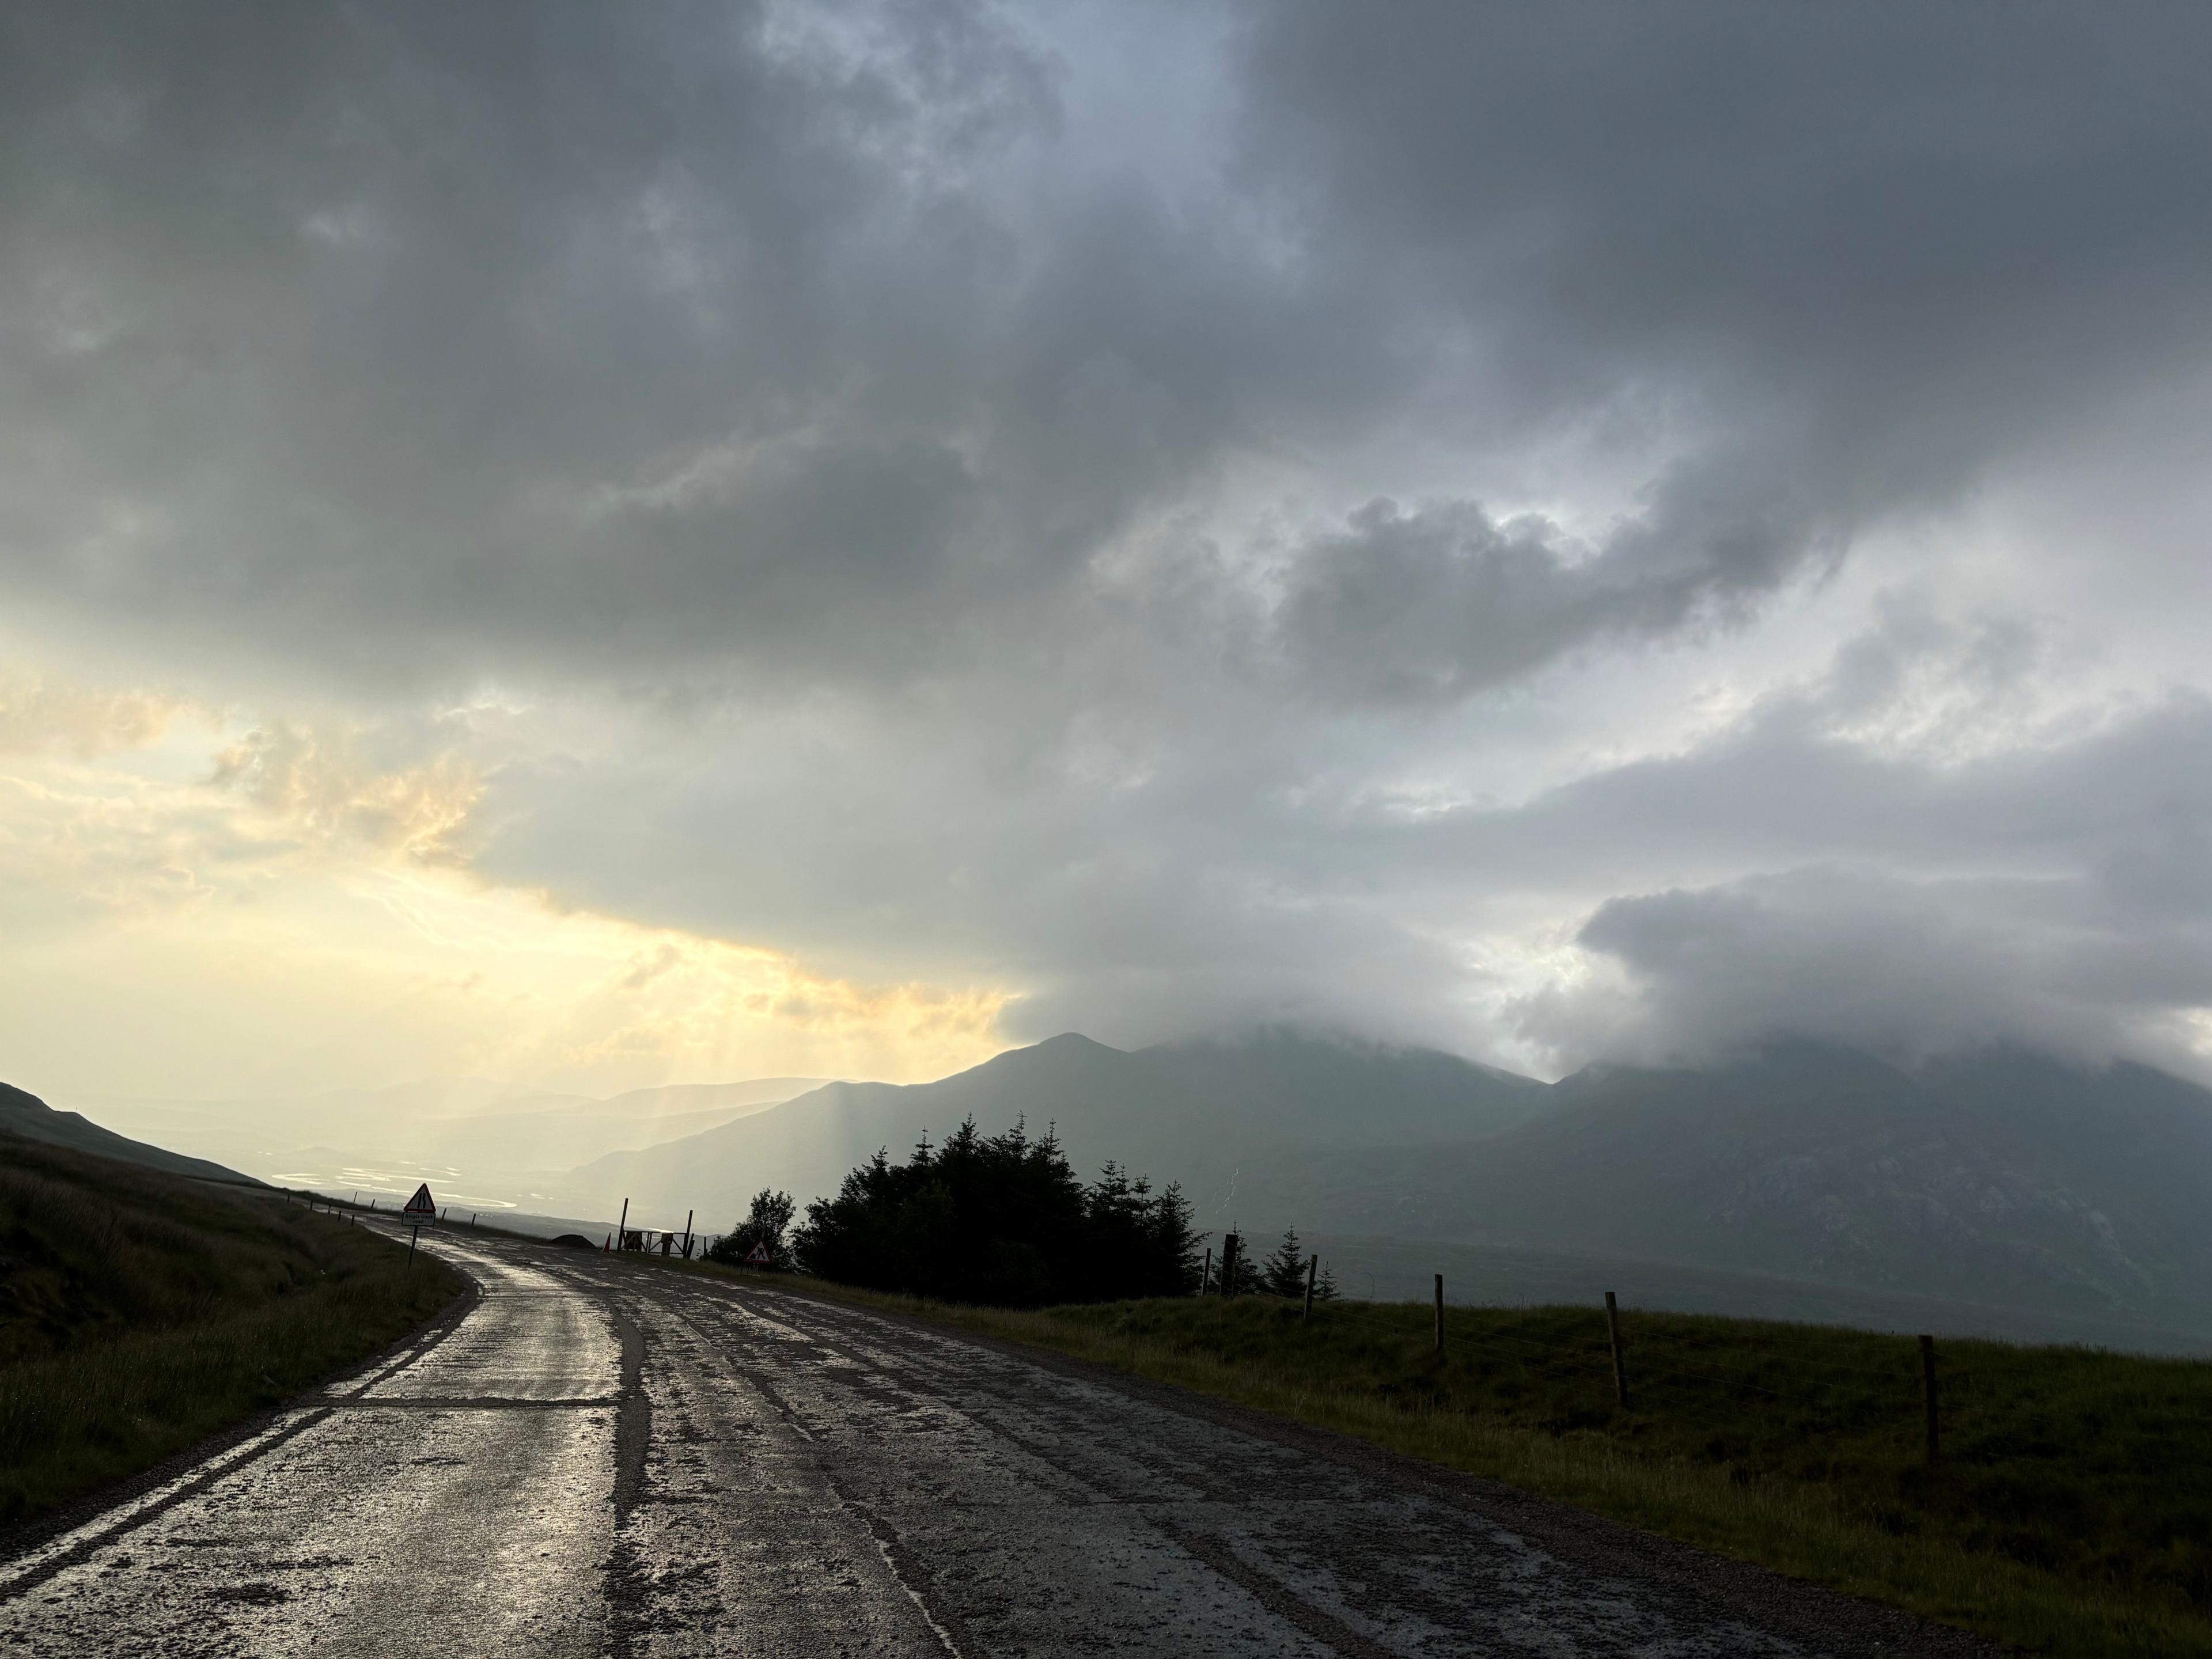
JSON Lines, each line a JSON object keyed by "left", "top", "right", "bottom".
{"left": 1277, "top": 1289, "right": 1967, "bottom": 1433}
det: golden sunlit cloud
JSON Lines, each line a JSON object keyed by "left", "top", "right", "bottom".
{"left": 211, "top": 722, "right": 486, "bottom": 864}
{"left": 0, "top": 670, "right": 1013, "bottom": 1099}
{"left": 0, "top": 668, "right": 194, "bottom": 757}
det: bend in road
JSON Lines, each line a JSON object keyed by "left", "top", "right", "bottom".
{"left": 1, "top": 1230, "right": 1992, "bottom": 1657}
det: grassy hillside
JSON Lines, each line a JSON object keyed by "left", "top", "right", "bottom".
{"left": 656, "top": 1250, "right": 2212, "bottom": 1656}
{"left": 1, "top": 1080, "right": 256, "bottom": 1186}
{"left": 1032, "top": 1297, "right": 2212, "bottom": 1655}
{"left": 0, "top": 1128, "right": 463, "bottom": 1527}
{"left": 1308, "top": 1232, "right": 2212, "bottom": 1354}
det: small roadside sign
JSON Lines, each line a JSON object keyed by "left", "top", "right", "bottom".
{"left": 399, "top": 1183, "right": 437, "bottom": 1270}
{"left": 744, "top": 1241, "right": 773, "bottom": 1266}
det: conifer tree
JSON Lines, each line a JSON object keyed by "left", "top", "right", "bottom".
{"left": 1260, "top": 1228, "right": 1310, "bottom": 1297}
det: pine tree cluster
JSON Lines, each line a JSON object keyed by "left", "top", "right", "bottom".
{"left": 790, "top": 1119, "right": 1204, "bottom": 1306}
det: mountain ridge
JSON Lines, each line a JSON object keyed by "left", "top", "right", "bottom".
{"left": 568, "top": 1028, "right": 1551, "bottom": 1228}
{"left": 1, "top": 1081, "right": 258, "bottom": 1187}
{"left": 559, "top": 1031, "right": 2212, "bottom": 1337}
{"left": 57, "top": 1074, "right": 832, "bottom": 1197}
{"left": 1221, "top": 1038, "right": 2212, "bottom": 1330}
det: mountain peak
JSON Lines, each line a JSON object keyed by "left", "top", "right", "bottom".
{"left": 1016, "top": 1032, "right": 1127, "bottom": 1058}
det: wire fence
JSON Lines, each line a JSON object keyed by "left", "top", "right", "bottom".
{"left": 1209, "top": 1267, "right": 1977, "bottom": 1463}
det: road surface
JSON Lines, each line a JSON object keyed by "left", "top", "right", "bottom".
{"left": 0, "top": 1228, "right": 1987, "bottom": 1656}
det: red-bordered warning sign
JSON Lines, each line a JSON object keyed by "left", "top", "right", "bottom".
{"left": 402, "top": 1183, "right": 437, "bottom": 1220}
{"left": 744, "top": 1241, "right": 772, "bottom": 1266}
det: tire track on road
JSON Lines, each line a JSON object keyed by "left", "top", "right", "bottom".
{"left": 614, "top": 1266, "right": 1991, "bottom": 1657}
{"left": 643, "top": 1279, "right": 1357, "bottom": 1656}
{"left": 680, "top": 1283, "right": 1415, "bottom": 1656}
{"left": 611, "top": 1279, "right": 972, "bottom": 1657}
{"left": 603, "top": 1302, "right": 657, "bottom": 1659}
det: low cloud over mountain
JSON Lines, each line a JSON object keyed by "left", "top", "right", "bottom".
{"left": 558, "top": 1031, "right": 2212, "bottom": 1342}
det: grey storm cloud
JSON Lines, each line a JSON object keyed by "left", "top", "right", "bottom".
{"left": 6, "top": 2, "right": 2212, "bottom": 1071}
{"left": 1272, "top": 460, "right": 1837, "bottom": 707}
{"left": 7, "top": 1, "right": 2208, "bottom": 694}
{"left": 1238, "top": 5, "right": 2212, "bottom": 468}
{"left": 1533, "top": 859, "right": 2212, "bottom": 1079}
{"left": 1495, "top": 671, "right": 2212, "bottom": 1074}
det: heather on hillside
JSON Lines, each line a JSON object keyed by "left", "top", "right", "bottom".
{"left": 791, "top": 1119, "right": 1202, "bottom": 1306}
{"left": 0, "top": 1132, "right": 461, "bottom": 1524}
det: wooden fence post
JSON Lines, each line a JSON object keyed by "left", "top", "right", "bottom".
{"left": 1605, "top": 1291, "right": 1630, "bottom": 1408}
{"left": 1304, "top": 1254, "right": 1319, "bottom": 1321}
{"left": 1201, "top": 1246, "right": 1213, "bottom": 1295}
{"left": 1434, "top": 1274, "right": 1445, "bottom": 1352}
{"left": 1920, "top": 1335, "right": 1939, "bottom": 1465}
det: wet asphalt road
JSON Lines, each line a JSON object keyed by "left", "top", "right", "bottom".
{"left": 0, "top": 1228, "right": 1990, "bottom": 1657}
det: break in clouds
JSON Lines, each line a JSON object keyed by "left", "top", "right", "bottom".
{"left": 5, "top": 1, "right": 2212, "bottom": 1077}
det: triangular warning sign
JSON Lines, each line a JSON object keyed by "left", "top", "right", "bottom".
{"left": 402, "top": 1183, "right": 437, "bottom": 1219}
{"left": 744, "top": 1241, "right": 772, "bottom": 1265}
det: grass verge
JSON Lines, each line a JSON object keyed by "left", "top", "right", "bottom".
{"left": 0, "top": 1132, "right": 465, "bottom": 1527}
{"left": 636, "top": 1252, "right": 2212, "bottom": 1656}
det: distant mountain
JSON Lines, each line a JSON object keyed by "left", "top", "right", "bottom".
{"left": 60, "top": 1074, "right": 829, "bottom": 1202}
{"left": 576, "top": 1034, "right": 2212, "bottom": 1336}
{"left": 399, "top": 1077, "right": 829, "bottom": 1171}
{"left": 282, "top": 1077, "right": 594, "bottom": 1119}
{"left": 593, "top": 1078, "right": 828, "bottom": 1116}
{"left": 1224, "top": 1040, "right": 2212, "bottom": 1332}
{"left": 1, "top": 1081, "right": 256, "bottom": 1186}
{"left": 568, "top": 1029, "right": 1550, "bottom": 1229}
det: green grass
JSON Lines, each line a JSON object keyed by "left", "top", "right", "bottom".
{"left": 641, "top": 1253, "right": 2212, "bottom": 1656}
{"left": 0, "top": 1132, "right": 464, "bottom": 1526}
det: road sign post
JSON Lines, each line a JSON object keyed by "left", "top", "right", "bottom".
{"left": 402, "top": 1183, "right": 437, "bottom": 1267}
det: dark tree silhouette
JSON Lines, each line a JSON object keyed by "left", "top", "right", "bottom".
{"left": 1214, "top": 1229, "right": 1262, "bottom": 1296}
{"left": 789, "top": 1120, "right": 1203, "bottom": 1306}
{"left": 1260, "top": 1228, "right": 1310, "bottom": 1297}
{"left": 707, "top": 1187, "right": 796, "bottom": 1267}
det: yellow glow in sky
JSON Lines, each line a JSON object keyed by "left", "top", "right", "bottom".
{"left": 0, "top": 669, "right": 1012, "bottom": 1101}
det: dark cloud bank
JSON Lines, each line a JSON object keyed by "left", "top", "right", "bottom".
{"left": 5, "top": 2, "right": 2212, "bottom": 1074}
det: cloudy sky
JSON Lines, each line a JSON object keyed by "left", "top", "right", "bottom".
{"left": 6, "top": 1, "right": 2212, "bottom": 1101}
